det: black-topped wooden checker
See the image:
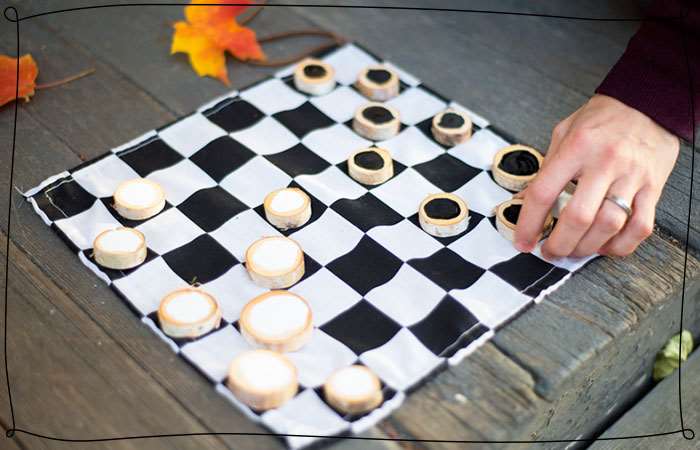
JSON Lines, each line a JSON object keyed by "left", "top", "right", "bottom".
{"left": 431, "top": 109, "right": 472, "bottom": 146}
{"left": 356, "top": 65, "right": 400, "bottom": 101}
{"left": 352, "top": 102, "right": 401, "bottom": 141}
{"left": 419, "top": 193, "right": 470, "bottom": 238}
{"left": 495, "top": 198, "right": 553, "bottom": 242}
{"left": 293, "top": 58, "right": 335, "bottom": 96}
{"left": 348, "top": 147, "right": 394, "bottom": 185}
{"left": 492, "top": 144, "right": 543, "bottom": 192}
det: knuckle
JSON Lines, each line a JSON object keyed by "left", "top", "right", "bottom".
{"left": 631, "top": 219, "right": 654, "bottom": 239}
{"left": 552, "top": 122, "right": 567, "bottom": 141}
{"left": 599, "top": 210, "right": 626, "bottom": 233}
{"left": 526, "top": 183, "right": 554, "bottom": 205}
{"left": 566, "top": 210, "right": 594, "bottom": 230}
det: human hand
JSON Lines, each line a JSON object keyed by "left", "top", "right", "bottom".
{"left": 514, "top": 94, "right": 680, "bottom": 259}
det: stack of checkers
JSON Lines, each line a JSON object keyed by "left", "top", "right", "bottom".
{"left": 25, "top": 43, "right": 594, "bottom": 449}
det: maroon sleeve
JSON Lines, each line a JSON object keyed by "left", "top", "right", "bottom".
{"left": 595, "top": 1, "right": 699, "bottom": 142}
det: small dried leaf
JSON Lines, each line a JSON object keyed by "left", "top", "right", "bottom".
{"left": 0, "top": 54, "right": 39, "bottom": 107}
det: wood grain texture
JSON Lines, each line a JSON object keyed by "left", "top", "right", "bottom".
{"left": 589, "top": 351, "right": 700, "bottom": 450}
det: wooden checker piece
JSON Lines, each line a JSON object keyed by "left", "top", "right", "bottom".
{"left": 293, "top": 58, "right": 336, "bottom": 96}
{"left": 431, "top": 108, "right": 472, "bottom": 146}
{"left": 492, "top": 144, "right": 543, "bottom": 192}
{"left": 245, "top": 236, "right": 305, "bottom": 289}
{"left": 264, "top": 188, "right": 312, "bottom": 230}
{"left": 496, "top": 198, "right": 553, "bottom": 243}
{"left": 227, "top": 349, "right": 299, "bottom": 411}
{"left": 93, "top": 227, "right": 147, "bottom": 270}
{"left": 157, "top": 287, "right": 222, "bottom": 339}
{"left": 239, "top": 290, "right": 313, "bottom": 353}
{"left": 419, "top": 193, "right": 470, "bottom": 238}
{"left": 356, "top": 65, "right": 400, "bottom": 101}
{"left": 352, "top": 102, "right": 401, "bottom": 141}
{"left": 348, "top": 147, "right": 394, "bottom": 185}
{"left": 113, "top": 178, "right": 166, "bottom": 220}
{"left": 324, "top": 365, "right": 383, "bottom": 415}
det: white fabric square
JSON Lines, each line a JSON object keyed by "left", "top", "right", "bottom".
{"left": 289, "top": 209, "right": 363, "bottom": 265}
{"left": 158, "top": 113, "right": 227, "bottom": 158}
{"left": 309, "top": 85, "right": 368, "bottom": 123}
{"left": 261, "top": 389, "right": 348, "bottom": 450}
{"left": 448, "top": 219, "right": 519, "bottom": 269}
{"left": 449, "top": 101, "right": 489, "bottom": 129}
{"left": 290, "top": 268, "right": 362, "bottom": 326}
{"left": 366, "top": 265, "right": 445, "bottom": 326}
{"left": 239, "top": 78, "right": 307, "bottom": 115}
{"left": 229, "top": 116, "right": 299, "bottom": 156}
{"left": 71, "top": 155, "right": 139, "bottom": 198}
{"left": 181, "top": 326, "right": 252, "bottom": 383}
{"left": 302, "top": 123, "right": 371, "bottom": 165}
{"left": 367, "top": 219, "right": 442, "bottom": 261}
{"left": 449, "top": 128, "right": 510, "bottom": 170}
{"left": 450, "top": 272, "right": 531, "bottom": 329}
{"left": 135, "top": 207, "right": 204, "bottom": 255}
{"left": 532, "top": 242, "right": 598, "bottom": 271}
{"left": 286, "top": 329, "right": 357, "bottom": 388}
{"left": 210, "top": 209, "right": 281, "bottom": 261}
{"left": 202, "top": 264, "right": 266, "bottom": 322}
{"left": 383, "top": 61, "right": 420, "bottom": 87}
{"left": 386, "top": 87, "right": 446, "bottom": 125}
{"left": 295, "top": 166, "right": 366, "bottom": 206}
{"left": 378, "top": 126, "right": 445, "bottom": 166}
{"left": 113, "top": 257, "right": 188, "bottom": 315}
{"left": 220, "top": 156, "right": 292, "bottom": 208}
{"left": 371, "top": 168, "right": 441, "bottom": 217}
{"left": 322, "top": 43, "right": 379, "bottom": 85}
{"left": 361, "top": 328, "right": 442, "bottom": 391}
{"left": 54, "top": 200, "right": 121, "bottom": 250}
{"left": 147, "top": 159, "right": 217, "bottom": 205}
{"left": 452, "top": 171, "right": 512, "bottom": 217}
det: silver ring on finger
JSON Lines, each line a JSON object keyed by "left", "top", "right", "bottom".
{"left": 604, "top": 194, "right": 633, "bottom": 218}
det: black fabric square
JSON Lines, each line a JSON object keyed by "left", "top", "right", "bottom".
{"left": 336, "top": 158, "right": 407, "bottom": 189}
{"left": 273, "top": 102, "right": 335, "bottom": 138}
{"left": 190, "top": 136, "right": 256, "bottom": 182}
{"left": 299, "top": 254, "right": 322, "bottom": 283}
{"left": 101, "top": 197, "right": 173, "bottom": 228}
{"left": 253, "top": 182, "right": 327, "bottom": 236}
{"left": 441, "top": 324, "right": 489, "bottom": 358}
{"left": 83, "top": 247, "right": 159, "bottom": 281}
{"left": 177, "top": 186, "right": 248, "bottom": 232}
{"left": 321, "top": 300, "right": 401, "bottom": 354}
{"left": 147, "top": 311, "right": 228, "bottom": 347}
{"left": 413, "top": 153, "right": 481, "bottom": 192}
{"left": 409, "top": 248, "right": 485, "bottom": 291}
{"left": 204, "top": 97, "right": 265, "bottom": 132}
{"left": 409, "top": 295, "right": 481, "bottom": 356}
{"left": 490, "top": 253, "right": 569, "bottom": 294}
{"left": 331, "top": 193, "right": 403, "bottom": 232}
{"left": 118, "top": 137, "right": 183, "bottom": 177}
{"left": 163, "top": 234, "right": 238, "bottom": 284}
{"left": 408, "top": 210, "right": 485, "bottom": 246}
{"left": 326, "top": 237, "right": 403, "bottom": 296}
{"left": 264, "top": 143, "right": 331, "bottom": 177}
{"left": 33, "top": 178, "right": 97, "bottom": 221}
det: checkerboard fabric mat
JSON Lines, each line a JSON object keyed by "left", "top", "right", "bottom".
{"left": 25, "top": 43, "right": 594, "bottom": 448}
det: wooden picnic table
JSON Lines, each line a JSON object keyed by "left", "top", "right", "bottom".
{"left": 0, "top": 1, "right": 699, "bottom": 449}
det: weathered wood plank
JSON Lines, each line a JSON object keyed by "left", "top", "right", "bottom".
{"left": 0, "top": 231, "right": 229, "bottom": 450}
{"left": 589, "top": 350, "right": 700, "bottom": 449}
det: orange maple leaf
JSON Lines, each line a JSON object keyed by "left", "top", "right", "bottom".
{"left": 0, "top": 54, "right": 39, "bottom": 107}
{"left": 172, "top": 0, "right": 265, "bottom": 85}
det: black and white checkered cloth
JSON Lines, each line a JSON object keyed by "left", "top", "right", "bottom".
{"left": 26, "top": 43, "right": 594, "bottom": 448}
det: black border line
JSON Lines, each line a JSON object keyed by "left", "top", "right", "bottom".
{"left": 1, "top": 1, "right": 696, "bottom": 446}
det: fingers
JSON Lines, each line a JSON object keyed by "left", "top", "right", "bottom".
{"left": 600, "top": 186, "right": 656, "bottom": 256}
{"left": 513, "top": 135, "right": 581, "bottom": 252}
{"left": 541, "top": 172, "right": 611, "bottom": 259}
{"left": 570, "top": 177, "right": 638, "bottom": 257}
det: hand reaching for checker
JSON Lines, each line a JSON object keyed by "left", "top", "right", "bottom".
{"left": 514, "top": 94, "right": 680, "bottom": 259}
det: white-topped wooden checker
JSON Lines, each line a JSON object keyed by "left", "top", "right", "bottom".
{"left": 431, "top": 108, "right": 472, "bottom": 146}
{"left": 227, "top": 349, "right": 298, "bottom": 411}
{"left": 352, "top": 102, "right": 401, "bottom": 141}
{"left": 239, "top": 290, "right": 313, "bottom": 352}
{"left": 419, "top": 193, "right": 470, "bottom": 238}
{"left": 495, "top": 198, "right": 553, "bottom": 243}
{"left": 113, "top": 178, "right": 166, "bottom": 220}
{"left": 492, "top": 144, "right": 543, "bottom": 192}
{"left": 93, "top": 227, "right": 147, "bottom": 270}
{"left": 356, "top": 65, "right": 400, "bottom": 101}
{"left": 348, "top": 147, "right": 394, "bottom": 185}
{"left": 263, "top": 188, "right": 312, "bottom": 230}
{"left": 324, "top": 365, "right": 383, "bottom": 415}
{"left": 157, "top": 287, "right": 222, "bottom": 339}
{"left": 293, "top": 58, "right": 336, "bottom": 96}
{"left": 245, "top": 236, "right": 305, "bottom": 289}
